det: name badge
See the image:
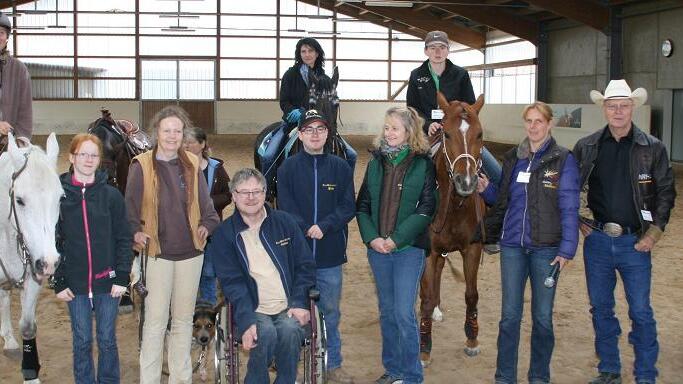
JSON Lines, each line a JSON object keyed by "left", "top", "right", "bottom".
{"left": 431, "top": 109, "right": 444, "bottom": 120}
{"left": 516, "top": 171, "right": 531, "bottom": 183}
{"left": 641, "top": 210, "right": 653, "bottom": 222}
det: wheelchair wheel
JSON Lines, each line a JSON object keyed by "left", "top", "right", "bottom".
{"left": 303, "top": 304, "right": 327, "bottom": 384}
{"left": 215, "top": 304, "right": 239, "bottom": 384}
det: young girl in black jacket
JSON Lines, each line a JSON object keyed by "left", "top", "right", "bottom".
{"left": 53, "top": 133, "right": 132, "bottom": 384}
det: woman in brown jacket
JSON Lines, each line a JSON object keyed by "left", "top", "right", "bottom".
{"left": 125, "top": 106, "right": 219, "bottom": 384}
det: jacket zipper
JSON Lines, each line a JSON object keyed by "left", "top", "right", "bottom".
{"left": 520, "top": 152, "right": 536, "bottom": 247}
{"left": 80, "top": 185, "right": 94, "bottom": 308}
{"left": 312, "top": 157, "right": 318, "bottom": 257}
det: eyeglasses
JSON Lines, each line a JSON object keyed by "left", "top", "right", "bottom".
{"left": 74, "top": 153, "right": 100, "bottom": 160}
{"left": 605, "top": 102, "right": 633, "bottom": 112}
{"left": 300, "top": 126, "right": 328, "bottom": 135}
{"left": 234, "top": 189, "right": 265, "bottom": 198}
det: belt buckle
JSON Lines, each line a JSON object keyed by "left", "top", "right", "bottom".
{"left": 602, "top": 222, "right": 623, "bottom": 237}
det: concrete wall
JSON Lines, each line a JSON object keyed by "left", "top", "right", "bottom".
{"left": 545, "top": 1, "right": 683, "bottom": 158}
{"left": 31, "top": 100, "right": 650, "bottom": 151}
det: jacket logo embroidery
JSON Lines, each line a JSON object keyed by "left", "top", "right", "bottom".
{"left": 276, "top": 237, "right": 290, "bottom": 247}
{"left": 417, "top": 76, "right": 430, "bottom": 83}
{"left": 322, "top": 183, "right": 336, "bottom": 191}
{"left": 638, "top": 173, "right": 652, "bottom": 184}
{"left": 542, "top": 169, "right": 559, "bottom": 189}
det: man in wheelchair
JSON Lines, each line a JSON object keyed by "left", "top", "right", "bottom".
{"left": 208, "top": 168, "right": 316, "bottom": 384}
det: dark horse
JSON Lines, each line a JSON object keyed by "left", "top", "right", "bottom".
{"left": 87, "top": 109, "right": 152, "bottom": 195}
{"left": 253, "top": 67, "right": 353, "bottom": 201}
{"left": 419, "top": 93, "right": 487, "bottom": 366}
{"left": 87, "top": 109, "right": 151, "bottom": 313}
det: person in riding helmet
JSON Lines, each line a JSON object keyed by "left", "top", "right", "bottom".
{"left": 0, "top": 12, "right": 33, "bottom": 144}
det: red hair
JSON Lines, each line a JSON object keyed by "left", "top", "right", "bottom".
{"left": 69, "top": 133, "right": 103, "bottom": 156}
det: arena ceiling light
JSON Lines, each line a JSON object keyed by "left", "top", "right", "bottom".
{"left": 365, "top": 1, "right": 414, "bottom": 7}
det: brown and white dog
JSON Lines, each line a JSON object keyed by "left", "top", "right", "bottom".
{"left": 193, "top": 301, "right": 222, "bottom": 381}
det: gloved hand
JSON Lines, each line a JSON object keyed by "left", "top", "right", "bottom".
{"left": 286, "top": 108, "right": 302, "bottom": 124}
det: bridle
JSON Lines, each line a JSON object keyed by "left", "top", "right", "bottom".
{"left": 0, "top": 148, "right": 43, "bottom": 290}
{"left": 432, "top": 115, "right": 488, "bottom": 244}
{"left": 440, "top": 118, "right": 482, "bottom": 187}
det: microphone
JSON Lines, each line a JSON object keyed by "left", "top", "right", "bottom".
{"left": 544, "top": 263, "right": 561, "bottom": 288}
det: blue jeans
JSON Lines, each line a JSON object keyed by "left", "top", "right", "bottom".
{"left": 495, "top": 246, "right": 558, "bottom": 384}
{"left": 368, "top": 246, "right": 425, "bottom": 384}
{"left": 245, "top": 311, "right": 305, "bottom": 384}
{"left": 584, "top": 231, "right": 658, "bottom": 382}
{"left": 481, "top": 146, "right": 502, "bottom": 187}
{"left": 198, "top": 249, "right": 217, "bottom": 306}
{"left": 317, "top": 265, "right": 343, "bottom": 370}
{"left": 67, "top": 293, "right": 121, "bottom": 384}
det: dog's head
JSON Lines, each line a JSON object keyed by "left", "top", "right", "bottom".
{"left": 193, "top": 302, "right": 219, "bottom": 346}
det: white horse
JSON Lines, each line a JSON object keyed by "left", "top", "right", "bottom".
{"left": 0, "top": 132, "right": 62, "bottom": 384}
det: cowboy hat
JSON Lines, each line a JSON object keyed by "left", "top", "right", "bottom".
{"left": 590, "top": 79, "right": 647, "bottom": 107}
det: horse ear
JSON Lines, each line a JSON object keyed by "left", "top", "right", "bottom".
{"left": 332, "top": 67, "right": 339, "bottom": 88}
{"left": 472, "top": 94, "right": 485, "bottom": 114}
{"left": 46, "top": 132, "right": 60, "bottom": 169}
{"left": 6, "top": 132, "right": 24, "bottom": 169}
{"left": 436, "top": 91, "right": 449, "bottom": 111}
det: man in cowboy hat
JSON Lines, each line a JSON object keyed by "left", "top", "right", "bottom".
{"left": 573, "top": 79, "right": 676, "bottom": 384}
{"left": 277, "top": 109, "right": 356, "bottom": 383}
{"left": 0, "top": 12, "right": 33, "bottom": 143}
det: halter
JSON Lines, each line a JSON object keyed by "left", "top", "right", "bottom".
{"left": 440, "top": 120, "right": 482, "bottom": 186}
{"left": 431, "top": 118, "right": 487, "bottom": 245}
{"left": 0, "top": 148, "right": 42, "bottom": 290}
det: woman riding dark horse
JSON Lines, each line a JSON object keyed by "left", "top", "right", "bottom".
{"left": 255, "top": 37, "right": 356, "bottom": 201}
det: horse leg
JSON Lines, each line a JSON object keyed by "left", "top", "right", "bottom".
{"left": 20, "top": 278, "right": 42, "bottom": 383}
{"left": 461, "top": 244, "right": 482, "bottom": 357}
{"left": 418, "top": 250, "right": 445, "bottom": 366}
{"left": 432, "top": 252, "right": 447, "bottom": 321}
{"left": 0, "top": 288, "right": 20, "bottom": 352}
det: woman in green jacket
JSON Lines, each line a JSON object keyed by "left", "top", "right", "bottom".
{"left": 356, "top": 106, "right": 437, "bottom": 384}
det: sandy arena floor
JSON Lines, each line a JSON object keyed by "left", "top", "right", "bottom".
{"left": 1, "top": 134, "right": 681, "bottom": 383}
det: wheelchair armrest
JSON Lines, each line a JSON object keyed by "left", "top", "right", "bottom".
{"left": 308, "top": 288, "right": 320, "bottom": 301}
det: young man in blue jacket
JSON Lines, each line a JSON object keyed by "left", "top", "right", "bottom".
{"left": 208, "top": 168, "right": 316, "bottom": 384}
{"left": 277, "top": 110, "right": 356, "bottom": 384}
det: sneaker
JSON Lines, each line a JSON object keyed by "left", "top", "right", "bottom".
{"left": 327, "top": 367, "right": 355, "bottom": 384}
{"left": 375, "top": 373, "right": 402, "bottom": 384}
{"left": 588, "top": 372, "right": 622, "bottom": 384}
{"left": 636, "top": 380, "right": 655, "bottom": 384}
{"left": 483, "top": 243, "right": 501, "bottom": 255}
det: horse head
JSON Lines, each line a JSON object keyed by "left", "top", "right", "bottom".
{"left": 5, "top": 132, "right": 63, "bottom": 278}
{"left": 437, "top": 92, "right": 485, "bottom": 197}
{"left": 308, "top": 66, "right": 340, "bottom": 137}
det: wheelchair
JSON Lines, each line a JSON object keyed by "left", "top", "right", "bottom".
{"left": 214, "top": 288, "right": 327, "bottom": 384}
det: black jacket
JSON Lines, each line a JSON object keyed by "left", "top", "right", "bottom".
{"left": 53, "top": 170, "right": 133, "bottom": 295}
{"left": 573, "top": 124, "right": 676, "bottom": 235}
{"left": 407, "top": 59, "right": 475, "bottom": 134}
{"left": 279, "top": 64, "right": 330, "bottom": 121}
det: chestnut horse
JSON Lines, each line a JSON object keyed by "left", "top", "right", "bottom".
{"left": 419, "top": 93, "right": 487, "bottom": 366}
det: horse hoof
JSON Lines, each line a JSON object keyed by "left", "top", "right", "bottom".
{"left": 118, "top": 304, "right": 134, "bottom": 314}
{"left": 420, "top": 352, "right": 431, "bottom": 367}
{"left": 3, "top": 347, "right": 21, "bottom": 360}
{"left": 24, "top": 379, "right": 40, "bottom": 384}
{"left": 464, "top": 346, "right": 481, "bottom": 357}
{"left": 432, "top": 306, "right": 443, "bottom": 322}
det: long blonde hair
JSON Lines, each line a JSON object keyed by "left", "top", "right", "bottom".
{"left": 373, "top": 106, "right": 429, "bottom": 154}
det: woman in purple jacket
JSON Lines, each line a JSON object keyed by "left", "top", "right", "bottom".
{"left": 479, "top": 101, "right": 580, "bottom": 384}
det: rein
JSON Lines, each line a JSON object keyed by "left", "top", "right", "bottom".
{"left": 1, "top": 149, "right": 42, "bottom": 290}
